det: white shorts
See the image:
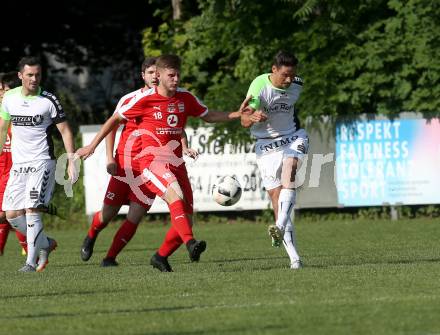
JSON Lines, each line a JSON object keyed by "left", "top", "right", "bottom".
{"left": 2, "top": 160, "right": 56, "bottom": 210}
{"left": 256, "top": 129, "right": 309, "bottom": 190}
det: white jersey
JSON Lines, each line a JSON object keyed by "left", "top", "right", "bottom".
{"left": 247, "top": 73, "right": 303, "bottom": 139}
{"left": 0, "top": 87, "right": 66, "bottom": 164}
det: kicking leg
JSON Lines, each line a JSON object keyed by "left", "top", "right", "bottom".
{"left": 283, "top": 219, "right": 301, "bottom": 269}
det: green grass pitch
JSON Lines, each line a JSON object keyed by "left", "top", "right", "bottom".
{"left": 1, "top": 218, "right": 440, "bottom": 335}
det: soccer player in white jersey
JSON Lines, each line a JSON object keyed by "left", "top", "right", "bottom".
{"left": 0, "top": 72, "right": 28, "bottom": 255}
{"left": 0, "top": 56, "right": 76, "bottom": 272}
{"left": 241, "top": 50, "right": 308, "bottom": 269}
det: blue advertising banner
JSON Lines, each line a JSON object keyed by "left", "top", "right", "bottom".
{"left": 336, "top": 118, "right": 440, "bottom": 206}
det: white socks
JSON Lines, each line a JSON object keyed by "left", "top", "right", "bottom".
{"left": 283, "top": 220, "right": 300, "bottom": 263}
{"left": 276, "top": 188, "right": 296, "bottom": 231}
{"left": 25, "top": 213, "right": 49, "bottom": 267}
{"left": 7, "top": 215, "right": 27, "bottom": 235}
{"left": 275, "top": 188, "right": 300, "bottom": 265}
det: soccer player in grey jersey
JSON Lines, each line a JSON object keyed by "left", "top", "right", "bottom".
{"left": 241, "top": 50, "right": 309, "bottom": 269}
{"left": 0, "top": 56, "right": 76, "bottom": 272}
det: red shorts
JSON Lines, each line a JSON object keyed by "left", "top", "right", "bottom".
{"left": 141, "top": 161, "right": 193, "bottom": 214}
{"left": 103, "top": 155, "right": 155, "bottom": 209}
{"left": 0, "top": 171, "right": 9, "bottom": 211}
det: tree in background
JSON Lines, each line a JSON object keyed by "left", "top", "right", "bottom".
{"left": 143, "top": 0, "right": 440, "bottom": 130}
{"left": 0, "top": 0, "right": 159, "bottom": 127}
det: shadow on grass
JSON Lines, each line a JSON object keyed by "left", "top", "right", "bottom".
{"left": 1, "top": 288, "right": 128, "bottom": 300}
{"left": 208, "top": 254, "right": 440, "bottom": 272}
{"left": 1, "top": 305, "right": 287, "bottom": 324}
{"left": 138, "top": 324, "right": 284, "bottom": 335}
{"left": 305, "top": 256, "right": 440, "bottom": 269}
{"left": 210, "top": 256, "right": 286, "bottom": 264}
{"left": 209, "top": 255, "right": 290, "bottom": 272}
{"left": 57, "top": 246, "right": 157, "bottom": 257}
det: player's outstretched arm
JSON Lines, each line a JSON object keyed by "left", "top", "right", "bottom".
{"left": 201, "top": 95, "right": 252, "bottom": 123}
{"left": 241, "top": 109, "right": 268, "bottom": 128}
{"left": 76, "top": 113, "right": 123, "bottom": 160}
{"left": 240, "top": 94, "right": 268, "bottom": 128}
{"left": 0, "top": 118, "right": 10, "bottom": 152}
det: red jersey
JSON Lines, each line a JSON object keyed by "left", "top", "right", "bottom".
{"left": 0, "top": 127, "right": 12, "bottom": 171}
{"left": 114, "top": 89, "right": 143, "bottom": 157}
{"left": 118, "top": 87, "right": 208, "bottom": 164}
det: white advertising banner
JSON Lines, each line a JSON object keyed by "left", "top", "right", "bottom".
{"left": 80, "top": 125, "right": 270, "bottom": 214}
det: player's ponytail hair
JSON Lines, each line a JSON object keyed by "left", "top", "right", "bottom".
{"left": 273, "top": 50, "right": 298, "bottom": 68}
{"left": 156, "top": 54, "right": 181, "bottom": 71}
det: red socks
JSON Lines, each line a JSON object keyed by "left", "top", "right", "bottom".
{"left": 88, "top": 211, "right": 108, "bottom": 239}
{"left": 0, "top": 223, "right": 27, "bottom": 254}
{"left": 157, "top": 200, "right": 194, "bottom": 258}
{"left": 169, "top": 200, "right": 193, "bottom": 244}
{"left": 106, "top": 220, "right": 138, "bottom": 259}
{"left": 15, "top": 230, "right": 27, "bottom": 254}
{"left": 158, "top": 226, "right": 183, "bottom": 258}
{"left": 0, "top": 222, "right": 10, "bottom": 254}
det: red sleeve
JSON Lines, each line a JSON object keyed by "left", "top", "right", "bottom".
{"left": 185, "top": 93, "right": 208, "bottom": 117}
{"left": 118, "top": 94, "right": 148, "bottom": 120}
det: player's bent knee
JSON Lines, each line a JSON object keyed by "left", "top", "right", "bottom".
{"left": 101, "top": 204, "right": 120, "bottom": 223}
{"left": 6, "top": 210, "right": 23, "bottom": 221}
{"left": 281, "top": 157, "right": 299, "bottom": 188}
{"left": 163, "top": 182, "right": 184, "bottom": 204}
{"left": 126, "top": 202, "right": 147, "bottom": 224}
{"left": 169, "top": 181, "right": 184, "bottom": 199}
{"left": 25, "top": 208, "right": 41, "bottom": 214}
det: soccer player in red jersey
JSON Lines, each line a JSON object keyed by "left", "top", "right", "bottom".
{"left": 80, "top": 57, "right": 198, "bottom": 267}
{"left": 76, "top": 54, "right": 250, "bottom": 271}
{"left": 0, "top": 72, "right": 27, "bottom": 255}
{"left": 80, "top": 57, "right": 158, "bottom": 266}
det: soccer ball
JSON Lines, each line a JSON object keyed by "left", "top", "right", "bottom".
{"left": 212, "top": 175, "right": 242, "bottom": 206}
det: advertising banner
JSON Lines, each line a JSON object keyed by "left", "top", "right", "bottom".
{"left": 336, "top": 118, "right": 440, "bottom": 206}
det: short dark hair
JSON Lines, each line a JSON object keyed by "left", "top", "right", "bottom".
{"left": 156, "top": 54, "right": 181, "bottom": 71}
{"left": 1, "top": 71, "right": 21, "bottom": 89}
{"left": 18, "top": 56, "right": 42, "bottom": 72}
{"left": 141, "top": 57, "right": 157, "bottom": 72}
{"left": 273, "top": 50, "right": 298, "bottom": 68}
